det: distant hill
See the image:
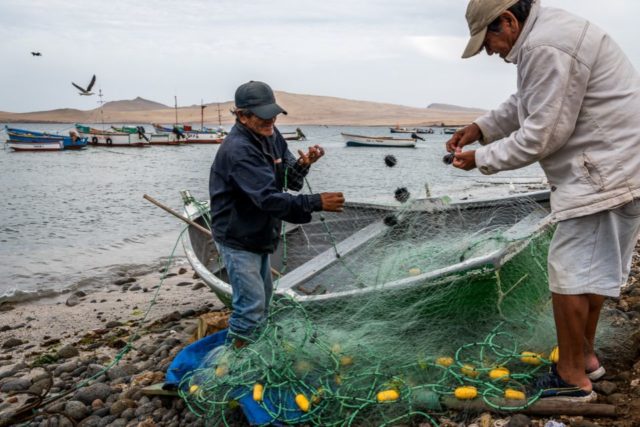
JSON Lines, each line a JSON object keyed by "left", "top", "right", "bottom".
{"left": 102, "top": 97, "right": 170, "bottom": 111}
{"left": 0, "top": 92, "right": 485, "bottom": 126}
{"left": 427, "top": 103, "right": 486, "bottom": 113}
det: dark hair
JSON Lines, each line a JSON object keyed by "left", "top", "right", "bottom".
{"left": 487, "top": 0, "right": 534, "bottom": 32}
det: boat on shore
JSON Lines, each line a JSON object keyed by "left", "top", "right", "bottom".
{"left": 5, "top": 126, "right": 88, "bottom": 150}
{"left": 75, "top": 124, "right": 150, "bottom": 147}
{"left": 341, "top": 133, "right": 418, "bottom": 148}
{"left": 181, "top": 190, "right": 552, "bottom": 307}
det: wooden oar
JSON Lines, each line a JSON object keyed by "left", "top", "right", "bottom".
{"left": 143, "top": 194, "right": 211, "bottom": 237}
{"left": 143, "top": 194, "right": 281, "bottom": 276}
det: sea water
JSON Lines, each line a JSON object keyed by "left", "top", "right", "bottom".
{"left": 0, "top": 124, "right": 545, "bottom": 300}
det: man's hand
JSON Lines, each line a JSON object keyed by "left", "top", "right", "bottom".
{"left": 320, "top": 192, "right": 345, "bottom": 212}
{"left": 445, "top": 123, "right": 482, "bottom": 153}
{"left": 452, "top": 150, "right": 477, "bottom": 171}
{"left": 298, "top": 145, "right": 325, "bottom": 167}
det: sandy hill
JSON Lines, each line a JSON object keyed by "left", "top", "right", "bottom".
{"left": 427, "top": 103, "right": 486, "bottom": 113}
{"left": 0, "top": 91, "right": 485, "bottom": 126}
{"left": 102, "top": 97, "right": 169, "bottom": 111}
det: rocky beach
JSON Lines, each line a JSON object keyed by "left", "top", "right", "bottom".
{"left": 0, "top": 245, "right": 639, "bottom": 427}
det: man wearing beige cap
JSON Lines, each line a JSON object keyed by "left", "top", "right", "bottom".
{"left": 446, "top": 0, "right": 640, "bottom": 402}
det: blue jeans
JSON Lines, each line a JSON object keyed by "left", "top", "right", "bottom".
{"left": 215, "top": 242, "right": 273, "bottom": 339}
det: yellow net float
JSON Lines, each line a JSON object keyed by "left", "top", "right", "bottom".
{"left": 253, "top": 383, "right": 264, "bottom": 402}
{"left": 436, "top": 357, "right": 454, "bottom": 367}
{"left": 549, "top": 346, "right": 560, "bottom": 363}
{"left": 520, "top": 351, "right": 543, "bottom": 365}
{"left": 454, "top": 386, "right": 478, "bottom": 400}
{"left": 295, "top": 394, "right": 311, "bottom": 412}
{"left": 377, "top": 389, "right": 400, "bottom": 403}
{"left": 460, "top": 364, "right": 479, "bottom": 378}
{"left": 489, "top": 367, "right": 510, "bottom": 381}
{"left": 504, "top": 388, "right": 526, "bottom": 400}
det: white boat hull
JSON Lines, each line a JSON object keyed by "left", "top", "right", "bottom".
{"left": 341, "top": 133, "right": 416, "bottom": 148}
{"left": 7, "top": 141, "right": 63, "bottom": 151}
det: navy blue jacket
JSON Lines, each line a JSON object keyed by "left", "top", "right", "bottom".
{"left": 209, "top": 122, "right": 323, "bottom": 253}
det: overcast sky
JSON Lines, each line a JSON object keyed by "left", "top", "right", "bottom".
{"left": 1, "top": 0, "right": 638, "bottom": 113}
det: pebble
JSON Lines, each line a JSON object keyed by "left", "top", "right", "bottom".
{"left": 2, "top": 337, "right": 25, "bottom": 349}
{"left": 593, "top": 380, "right": 617, "bottom": 396}
{"left": 508, "top": 414, "right": 532, "bottom": 427}
{"left": 0, "top": 377, "right": 31, "bottom": 392}
{"left": 57, "top": 344, "right": 80, "bottom": 359}
{"left": 74, "top": 382, "right": 112, "bottom": 405}
{"left": 65, "top": 400, "right": 89, "bottom": 420}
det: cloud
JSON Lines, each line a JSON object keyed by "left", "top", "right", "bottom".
{"left": 407, "top": 36, "right": 468, "bottom": 62}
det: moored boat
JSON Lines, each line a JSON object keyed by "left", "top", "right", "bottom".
{"left": 181, "top": 190, "right": 552, "bottom": 307}
{"left": 390, "top": 127, "right": 434, "bottom": 134}
{"left": 341, "top": 133, "right": 418, "bottom": 148}
{"left": 281, "top": 128, "right": 307, "bottom": 141}
{"left": 75, "top": 124, "right": 150, "bottom": 147}
{"left": 5, "top": 126, "right": 88, "bottom": 150}
{"left": 7, "top": 140, "right": 64, "bottom": 152}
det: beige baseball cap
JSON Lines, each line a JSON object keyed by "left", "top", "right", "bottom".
{"left": 461, "top": 0, "right": 519, "bottom": 58}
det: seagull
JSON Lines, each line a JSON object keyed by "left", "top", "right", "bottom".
{"left": 72, "top": 74, "right": 96, "bottom": 96}
{"left": 31, "top": 52, "right": 42, "bottom": 56}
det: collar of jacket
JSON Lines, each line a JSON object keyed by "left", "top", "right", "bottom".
{"left": 505, "top": 0, "right": 541, "bottom": 64}
{"left": 234, "top": 120, "right": 279, "bottom": 159}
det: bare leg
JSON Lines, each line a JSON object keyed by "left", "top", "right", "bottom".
{"left": 584, "top": 294, "right": 605, "bottom": 372}
{"left": 551, "top": 292, "right": 592, "bottom": 390}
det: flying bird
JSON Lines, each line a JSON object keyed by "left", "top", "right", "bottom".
{"left": 72, "top": 74, "right": 96, "bottom": 96}
{"left": 31, "top": 52, "right": 42, "bottom": 56}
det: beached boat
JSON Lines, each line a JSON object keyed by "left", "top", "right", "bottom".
{"left": 75, "top": 124, "right": 150, "bottom": 147}
{"left": 443, "top": 128, "right": 459, "bottom": 135}
{"left": 5, "top": 126, "right": 88, "bottom": 150}
{"left": 7, "top": 140, "right": 64, "bottom": 152}
{"left": 341, "top": 133, "right": 418, "bottom": 148}
{"left": 181, "top": 190, "right": 552, "bottom": 307}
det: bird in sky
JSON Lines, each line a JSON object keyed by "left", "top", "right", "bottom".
{"left": 72, "top": 74, "right": 96, "bottom": 96}
{"left": 31, "top": 52, "right": 41, "bottom": 56}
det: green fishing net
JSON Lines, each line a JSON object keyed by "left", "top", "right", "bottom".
{"left": 176, "top": 163, "right": 625, "bottom": 426}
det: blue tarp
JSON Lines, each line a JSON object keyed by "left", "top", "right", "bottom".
{"left": 165, "top": 329, "right": 305, "bottom": 426}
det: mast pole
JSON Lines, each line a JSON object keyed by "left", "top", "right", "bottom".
{"left": 174, "top": 95, "right": 178, "bottom": 126}
{"left": 200, "top": 99, "right": 207, "bottom": 131}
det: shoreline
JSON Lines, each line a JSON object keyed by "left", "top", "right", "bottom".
{"left": 1, "top": 252, "right": 640, "bottom": 426}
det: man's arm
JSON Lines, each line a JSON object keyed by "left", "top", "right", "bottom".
{"left": 475, "top": 45, "right": 590, "bottom": 175}
{"left": 474, "top": 93, "right": 520, "bottom": 145}
{"left": 231, "top": 149, "right": 322, "bottom": 221}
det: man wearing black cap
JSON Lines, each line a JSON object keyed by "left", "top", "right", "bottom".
{"left": 209, "top": 81, "right": 344, "bottom": 347}
{"left": 446, "top": 0, "right": 640, "bottom": 403}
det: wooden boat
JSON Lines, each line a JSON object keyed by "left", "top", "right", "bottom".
{"left": 341, "top": 133, "right": 418, "bottom": 148}
{"left": 75, "top": 124, "right": 150, "bottom": 147}
{"left": 181, "top": 190, "right": 552, "bottom": 307}
{"left": 111, "top": 126, "right": 184, "bottom": 145}
{"left": 7, "top": 140, "right": 64, "bottom": 152}
{"left": 281, "top": 128, "right": 307, "bottom": 141}
{"left": 390, "top": 127, "right": 434, "bottom": 134}
{"left": 151, "top": 124, "right": 224, "bottom": 144}
{"left": 5, "top": 127, "right": 88, "bottom": 150}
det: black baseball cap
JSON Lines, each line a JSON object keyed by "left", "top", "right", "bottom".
{"left": 234, "top": 81, "right": 288, "bottom": 120}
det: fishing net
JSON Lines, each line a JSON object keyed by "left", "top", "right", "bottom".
{"left": 175, "top": 156, "right": 621, "bottom": 426}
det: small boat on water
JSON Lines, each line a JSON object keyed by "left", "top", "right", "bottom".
{"left": 7, "top": 140, "right": 64, "bottom": 152}
{"left": 390, "top": 127, "right": 434, "bottom": 134}
{"left": 75, "top": 124, "right": 150, "bottom": 147}
{"left": 181, "top": 190, "right": 552, "bottom": 307}
{"left": 111, "top": 125, "right": 183, "bottom": 146}
{"left": 281, "top": 128, "right": 307, "bottom": 141}
{"left": 151, "top": 124, "right": 225, "bottom": 144}
{"left": 5, "top": 126, "right": 88, "bottom": 150}
{"left": 341, "top": 133, "right": 418, "bottom": 148}
{"left": 443, "top": 128, "right": 459, "bottom": 135}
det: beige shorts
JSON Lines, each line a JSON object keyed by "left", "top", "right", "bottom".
{"left": 548, "top": 199, "right": 640, "bottom": 297}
